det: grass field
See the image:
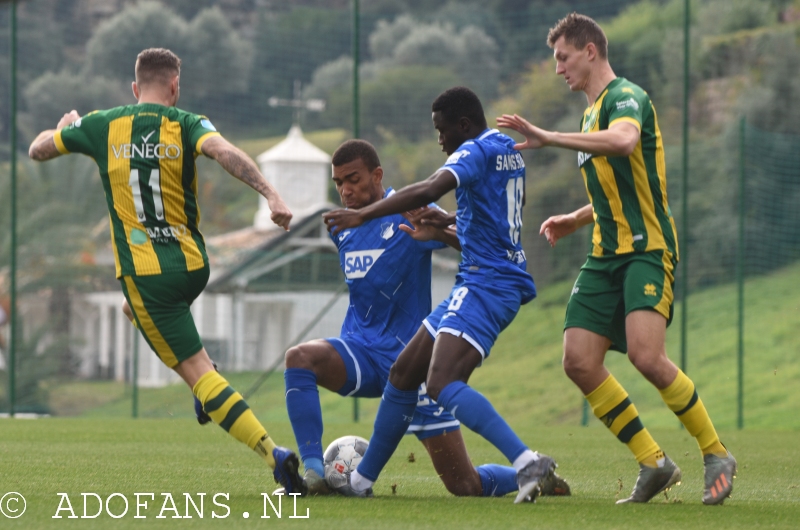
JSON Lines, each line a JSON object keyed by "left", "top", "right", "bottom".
{"left": 0, "top": 418, "right": 798, "bottom": 529}
{"left": 2, "top": 246, "right": 800, "bottom": 528}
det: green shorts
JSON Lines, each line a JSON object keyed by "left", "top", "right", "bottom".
{"left": 564, "top": 250, "right": 676, "bottom": 353}
{"left": 120, "top": 266, "right": 209, "bottom": 368}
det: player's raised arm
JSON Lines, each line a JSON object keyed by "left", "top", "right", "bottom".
{"left": 201, "top": 135, "right": 292, "bottom": 231}
{"left": 28, "top": 110, "right": 81, "bottom": 161}
{"left": 323, "top": 169, "right": 457, "bottom": 236}
{"left": 497, "top": 114, "right": 640, "bottom": 157}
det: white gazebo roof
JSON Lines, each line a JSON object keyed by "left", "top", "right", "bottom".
{"left": 256, "top": 125, "right": 331, "bottom": 164}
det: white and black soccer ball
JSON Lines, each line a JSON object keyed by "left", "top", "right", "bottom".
{"left": 323, "top": 435, "right": 369, "bottom": 492}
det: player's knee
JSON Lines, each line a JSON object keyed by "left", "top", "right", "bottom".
{"left": 628, "top": 348, "right": 670, "bottom": 384}
{"left": 563, "top": 349, "right": 593, "bottom": 383}
{"left": 284, "top": 346, "right": 313, "bottom": 370}
{"left": 388, "top": 362, "right": 418, "bottom": 391}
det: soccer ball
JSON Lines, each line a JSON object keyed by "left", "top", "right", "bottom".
{"left": 323, "top": 435, "right": 369, "bottom": 491}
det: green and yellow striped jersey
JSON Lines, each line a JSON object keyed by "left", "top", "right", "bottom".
{"left": 54, "top": 103, "right": 220, "bottom": 277}
{"left": 578, "top": 78, "right": 679, "bottom": 260}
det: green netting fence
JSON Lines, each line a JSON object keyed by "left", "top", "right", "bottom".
{"left": 0, "top": 0, "right": 798, "bottom": 429}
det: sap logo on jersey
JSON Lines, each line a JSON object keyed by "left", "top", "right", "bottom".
{"left": 344, "top": 249, "right": 385, "bottom": 279}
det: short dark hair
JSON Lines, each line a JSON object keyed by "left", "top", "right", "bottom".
{"left": 431, "top": 86, "right": 487, "bottom": 129}
{"left": 547, "top": 12, "right": 608, "bottom": 59}
{"left": 135, "top": 48, "right": 181, "bottom": 86}
{"left": 332, "top": 139, "right": 381, "bottom": 171}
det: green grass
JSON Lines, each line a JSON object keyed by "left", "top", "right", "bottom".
{"left": 0, "top": 419, "right": 798, "bottom": 529}
{"left": 3, "top": 265, "right": 800, "bottom": 528}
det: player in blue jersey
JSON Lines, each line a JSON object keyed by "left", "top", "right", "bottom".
{"left": 284, "top": 139, "right": 568, "bottom": 499}
{"left": 323, "top": 87, "right": 560, "bottom": 503}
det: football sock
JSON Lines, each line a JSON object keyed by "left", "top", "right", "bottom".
{"left": 586, "top": 374, "right": 662, "bottom": 467}
{"left": 477, "top": 464, "right": 518, "bottom": 497}
{"left": 436, "top": 381, "right": 529, "bottom": 466}
{"left": 659, "top": 369, "right": 727, "bottom": 457}
{"left": 356, "top": 382, "right": 418, "bottom": 482}
{"left": 285, "top": 368, "right": 325, "bottom": 473}
{"left": 350, "top": 470, "right": 373, "bottom": 491}
{"left": 193, "top": 370, "right": 276, "bottom": 468}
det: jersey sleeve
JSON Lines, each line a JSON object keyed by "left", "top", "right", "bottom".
{"left": 438, "top": 141, "right": 486, "bottom": 188}
{"left": 187, "top": 114, "right": 222, "bottom": 155}
{"left": 604, "top": 86, "right": 647, "bottom": 132}
{"left": 54, "top": 110, "right": 104, "bottom": 157}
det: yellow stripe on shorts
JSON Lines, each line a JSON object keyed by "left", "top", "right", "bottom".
{"left": 123, "top": 276, "right": 179, "bottom": 368}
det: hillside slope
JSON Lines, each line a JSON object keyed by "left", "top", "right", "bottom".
{"left": 65, "top": 262, "right": 800, "bottom": 431}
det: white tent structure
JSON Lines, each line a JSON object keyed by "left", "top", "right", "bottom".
{"left": 254, "top": 124, "right": 332, "bottom": 227}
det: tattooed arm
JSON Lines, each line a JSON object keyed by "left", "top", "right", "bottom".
{"left": 29, "top": 110, "right": 80, "bottom": 161}
{"left": 201, "top": 136, "right": 292, "bottom": 230}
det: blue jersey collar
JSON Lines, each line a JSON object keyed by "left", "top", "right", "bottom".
{"left": 478, "top": 128, "right": 499, "bottom": 140}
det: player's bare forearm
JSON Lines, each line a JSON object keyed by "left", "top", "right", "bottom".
{"left": 361, "top": 171, "right": 455, "bottom": 221}
{"left": 435, "top": 227, "right": 461, "bottom": 251}
{"left": 540, "top": 204, "right": 594, "bottom": 247}
{"left": 205, "top": 137, "right": 273, "bottom": 197}
{"left": 28, "top": 130, "right": 61, "bottom": 161}
{"left": 400, "top": 207, "right": 461, "bottom": 251}
{"left": 498, "top": 114, "right": 639, "bottom": 157}
{"left": 572, "top": 204, "right": 594, "bottom": 228}
{"left": 416, "top": 208, "right": 456, "bottom": 229}
{"left": 324, "top": 170, "right": 457, "bottom": 234}
{"left": 203, "top": 136, "right": 292, "bottom": 230}
{"left": 30, "top": 109, "right": 81, "bottom": 160}
{"left": 548, "top": 125, "right": 639, "bottom": 157}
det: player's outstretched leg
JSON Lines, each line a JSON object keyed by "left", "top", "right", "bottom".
{"left": 434, "top": 380, "right": 556, "bottom": 503}
{"left": 477, "top": 465, "right": 571, "bottom": 497}
{"left": 193, "top": 361, "right": 218, "bottom": 425}
{"left": 284, "top": 367, "right": 330, "bottom": 495}
{"left": 349, "top": 381, "right": 419, "bottom": 493}
{"left": 476, "top": 465, "right": 519, "bottom": 497}
{"left": 585, "top": 374, "right": 680, "bottom": 503}
{"left": 658, "top": 369, "right": 735, "bottom": 504}
{"left": 193, "top": 369, "right": 305, "bottom": 494}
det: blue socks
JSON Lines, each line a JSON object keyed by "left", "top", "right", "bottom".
{"left": 285, "top": 368, "right": 324, "bottom": 475}
{"left": 437, "top": 381, "right": 528, "bottom": 464}
{"left": 356, "top": 382, "right": 418, "bottom": 482}
{"left": 477, "top": 464, "right": 518, "bottom": 497}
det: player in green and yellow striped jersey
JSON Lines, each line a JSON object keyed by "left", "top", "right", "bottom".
{"left": 498, "top": 13, "right": 736, "bottom": 505}
{"left": 28, "top": 48, "right": 305, "bottom": 494}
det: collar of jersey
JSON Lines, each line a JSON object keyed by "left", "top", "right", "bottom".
{"left": 384, "top": 187, "right": 395, "bottom": 198}
{"left": 478, "top": 128, "right": 499, "bottom": 140}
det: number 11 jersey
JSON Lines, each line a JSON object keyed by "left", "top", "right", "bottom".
{"left": 55, "top": 103, "right": 220, "bottom": 277}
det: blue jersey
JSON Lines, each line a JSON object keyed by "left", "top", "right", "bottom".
{"left": 331, "top": 189, "right": 447, "bottom": 355}
{"left": 439, "top": 129, "right": 536, "bottom": 303}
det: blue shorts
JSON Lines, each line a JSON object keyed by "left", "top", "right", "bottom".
{"left": 327, "top": 336, "right": 460, "bottom": 441}
{"left": 423, "top": 271, "right": 524, "bottom": 360}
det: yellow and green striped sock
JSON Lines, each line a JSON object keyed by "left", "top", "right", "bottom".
{"left": 193, "top": 370, "right": 278, "bottom": 468}
{"left": 659, "top": 370, "right": 726, "bottom": 457}
{"left": 587, "top": 374, "right": 662, "bottom": 467}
